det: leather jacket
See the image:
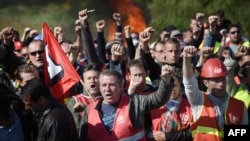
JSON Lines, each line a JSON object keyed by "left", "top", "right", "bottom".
{"left": 36, "top": 98, "right": 77, "bottom": 141}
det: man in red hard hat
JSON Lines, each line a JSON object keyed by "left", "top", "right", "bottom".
{"left": 182, "top": 46, "right": 248, "bottom": 141}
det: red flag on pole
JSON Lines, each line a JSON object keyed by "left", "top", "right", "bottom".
{"left": 42, "top": 22, "right": 81, "bottom": 101}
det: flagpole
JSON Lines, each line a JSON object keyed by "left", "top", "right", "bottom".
{"left": 79, "top": 79, "right": 95, "bottom": 102}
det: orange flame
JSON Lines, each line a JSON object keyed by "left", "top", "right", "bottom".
{"left": 107, "top": 0, "right": 147, "bottom": 41}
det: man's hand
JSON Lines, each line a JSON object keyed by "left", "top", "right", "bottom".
{"left": 75, "top": 19, "right": 81, "bottom": 26}
{"left": 1, "top": 26, "right": 15, "bottom": 46}
{"left": 208, "top": 15, "right": 218, "bottom": 27}
{"left": 138, "top": 27, "right": 154, "bottom": 53}
{"left": 220, "top": 29, "right": 227, "bottom": 37}
{"left": 113, "top": 13, "right": 121, "bottom": 21}
{"left": 75, "top": 25, "right": 81, "bottom": 36}
{"left": 78, "top": 9, "right": 89, "bottom": 25}
{"left": 139, "top": 27, "right": 154, "bottom": 44}
{"left": 124, "top": 25, "right": 131, "bottom": 38}
{"left": 23, "top": 27, "right": 31, "bottom": 35}
{"left": 139, "top": 31, "right": 150, "bottom": 44}
{"left": 29, "top": 29, "right": 38, "bottom": 38}
{"left": 144, "top": 27, "right": 155, "bottom": 36}
{"left": 96, "top": 19, "right": 106, "bottom": 32}
{"left": 57, "top": 33, "right": 64, "bottom": 44}
{"left": 54, "top": 26, "right": 63, "bottom": 37}
{"left": 192, "top": 25, "right": 200, "bottom": 35}
{"left": 196, "top": 12, "right": 205, "bottom": 20}
{"left": 153, "top": 131, "right": 166, "bottom": 141}
{"left": 113, "top": 13, "right": 122, "bottom": 25}
{"left": 161, "top": 64, "right": 175, "bottom": 79}
{"left": 127, "top": 75, "right": 143, "bottom": 95}
{"left": 1, "top": 26, "right": 15, "bottom": 41}
{"left": 234, "top": 45, "right": 250, "bottom": 58}
{"left": 69, "top": 44, "right": 77, "bottom": 53}
{"left": 196, "top": 12, "right": 205, "bottom": 27}
{"left": 111, "top": 43, "right": 124, "bottom": 56}
{"left": 182, "top": 46, "right": 197, "bottom": 58}
{"left": 72, "top": 102, "right": 86, "bottom": 113}
{"left": 200, "top": 46, "right": 214, "bottom": 58}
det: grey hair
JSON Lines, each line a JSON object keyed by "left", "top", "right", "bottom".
{"left": 99, "top": 69, "right": 123, "bottom": 86}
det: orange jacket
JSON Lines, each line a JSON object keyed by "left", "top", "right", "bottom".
{"left": 191, "top": 93, "right": 245, "bottom": 141}
{"left": 150, "top": 97, "right": 192, "bottom": 132}
{"left": 87, "top": 96, "right": 147, "bottom": 141}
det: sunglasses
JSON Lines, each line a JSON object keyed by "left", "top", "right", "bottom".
{"left": 230, "top": 31, "right": 240, "bottom": 35}
{"left": 29, "top": 50, "right": 44, "bottom": 56}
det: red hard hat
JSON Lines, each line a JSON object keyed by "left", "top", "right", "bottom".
{"left": 200, "top": 58, "right": 227, "bottom": 78}
{"left": 14, "top": 41, "right": 24, "bottom": 51}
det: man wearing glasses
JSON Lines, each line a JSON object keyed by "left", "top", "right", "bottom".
{"left": 27, "top": 40, "right": 45, "bottom": 82}
{"left": 226, "top": 24, "right": 246, "bottom": 53}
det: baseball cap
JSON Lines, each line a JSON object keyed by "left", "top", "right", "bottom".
{"left": 14, "top": 41, "right": 24, "bottom": 51}
{"left": 34, "top": 33, "right": 42, "bottom": 40}
{"left": 164, "top": 25, "right": 177, "bottom": 33}
{"left": 170, "top": 30, "right": 182, "bottom": 38}
{"left": 105, "top": 40, "right": 123, "bottom": 52}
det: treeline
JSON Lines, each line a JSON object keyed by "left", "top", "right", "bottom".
{"left": 0, "top": 0, "right": 249, "bottom": 41}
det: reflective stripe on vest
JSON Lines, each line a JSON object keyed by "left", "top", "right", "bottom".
{"left": 117, "top": 130, "right": 145, "bottom": 141}
{"left": 191, "top": 93, "right": 223, "bottom": 140}
{"left": 192, "top": 126, "right": 224, "bottom": 138}
{"left": 191, "top": 93, "right": 244, "bottom": 141}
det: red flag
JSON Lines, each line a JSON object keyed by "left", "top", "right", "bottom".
{"left": 42, "top": 22, "right": 81, "bottom": 100}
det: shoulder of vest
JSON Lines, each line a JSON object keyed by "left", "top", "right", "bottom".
{"left": 229, "top": 96, "right": 245, "bottom": 106}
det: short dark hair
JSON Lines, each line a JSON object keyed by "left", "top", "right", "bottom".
{"left": 15, "top": 64, "right": 38, "bottom": 81}
{"left": 215, "top": 10, "right": 225, "bottom": 18}
{"left": 165, "top": 38, "right": 180, "bottom": 48}
{"left": 82, "top": 63, "right": 102, "bottom": 79}
{"left": 20, "top": 78, "right": 51, "bottom": 101}
{"left": 83, "top": 63, "right": 102, "bottom": 73}
{"left": 127, "top": 59, "right": 149, "bottom": 73}
{"left": 227, "top": 24, "right": 241, "bottom": 33}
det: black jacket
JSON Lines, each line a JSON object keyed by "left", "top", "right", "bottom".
{"left": 36, "top": 98, "right": 77, "bottom": 141}
{"left": 0, "top": 43, "right": 24, "bottom": 79}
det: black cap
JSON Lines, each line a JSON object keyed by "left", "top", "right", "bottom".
{"left": 105, "top": 40, "right": 123, "bottom": 51}
{"left": 164, "top": 25, "right": 177, "bottom": 33}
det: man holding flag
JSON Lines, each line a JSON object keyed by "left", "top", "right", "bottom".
{"left": 41, "top": 22, "right": 81, "bottom": 104}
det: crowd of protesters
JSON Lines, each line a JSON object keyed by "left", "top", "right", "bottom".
{"left": 0, "top": 7, "right": 249, "bottom": 141}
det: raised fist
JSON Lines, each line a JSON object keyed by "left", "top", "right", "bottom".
{"left": 1, "top": 26, "right": 15, "bottom": 41}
